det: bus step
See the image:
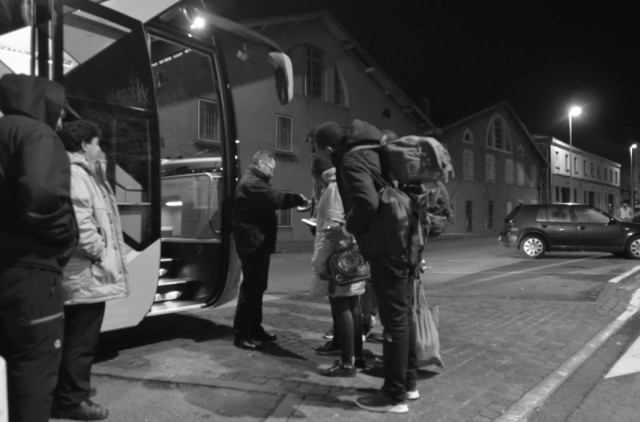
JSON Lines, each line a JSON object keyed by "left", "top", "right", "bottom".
{"left": 158, "top": 278, "right": 196, "bottom": 287}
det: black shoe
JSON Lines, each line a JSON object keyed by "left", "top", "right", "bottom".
{"left": 252, "top": 328, "right": 277, "bottom": 342}
{"left": 321, "top": 360, "right": 356, "bottom": 377}
{"left": 354, "top": 357, "right": 368, "bottom": 369}
{"left": 51, "top": 399, "right": 109, "bottom": 421}
{"left": 234, "top": 333, "right": 258, "bottom": 350}
{"left": 314, "top": 340, "right": 341, "bottom": 356}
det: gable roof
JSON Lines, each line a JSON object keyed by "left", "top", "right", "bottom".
{"left": 442, "top": 101, "right": 548, "bottom": 166}
{"left": 240, "top": 11, "right": 437, "bottom": 134}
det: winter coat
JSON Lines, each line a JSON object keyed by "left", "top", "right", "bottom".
{"left": 0, "top": 74, "right": 78, "bottom": 271}
{"left": 332, "top": 119, "right": 410, "bottom": 260}
{"left": 311, "top": 168, "right": 365, "bottom": 297}
{"left": 62, "top": 153, "right": 129, "bottom": 304}
{"left": 232, "top": 166, "right": 304, "bottom": 256}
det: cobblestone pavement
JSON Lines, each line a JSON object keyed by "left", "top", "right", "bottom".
{"left": 90, "top": 275, "right": 638, "bottom": 422}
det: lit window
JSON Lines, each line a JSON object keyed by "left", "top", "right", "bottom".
{"left": 305, "top": 45, "right": 324, "bottom": 99}
{"left": 198, "top": 99, "right": 218, "bottom": 142}
{"left": 463, "top": 149, "right": 474, "bottom": 180}
{"left": 516, "top": 161, "right": 525, "bottom": 186}
{"left": 505, "top": 158, "right": 514, "bottom": 184}
{"left": 485, "top": 153, "right": 495, "bottom": 182}
{"left": 334, "top": 67, "right": 347, "bottom": 106}
{"left": 276, "top": 114, "right": 293, "bottom": 152}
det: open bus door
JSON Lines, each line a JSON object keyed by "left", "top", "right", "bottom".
{"left": 0, "top": 0, "right": 293, "bottom": 332}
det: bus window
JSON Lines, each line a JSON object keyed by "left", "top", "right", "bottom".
{"left": 151, "top": 36, "right": 221, "bottom": 160}
{"left": 62, "top": 6, "right": 160, "bottom": 251}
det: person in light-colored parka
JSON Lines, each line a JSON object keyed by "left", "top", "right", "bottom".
{"left": 51, "top": 120, "right": 129, "bottom": 421}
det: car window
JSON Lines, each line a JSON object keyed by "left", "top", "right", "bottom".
{"left": 574, "top": 208, "right": 610, "bottom": 224}
{"left": 544, "top": 206, "right": 571, "bottom": 223}
{"left": 535, "top": 208, "right": 548, "bottom": 222}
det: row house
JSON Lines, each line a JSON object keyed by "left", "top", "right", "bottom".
{"left": 533, "top": 135, "right": 621, "bottom": 215}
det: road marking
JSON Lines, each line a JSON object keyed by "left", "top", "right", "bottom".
{"left": 609, "top": 264, "right": 640, "bottom": 284}
{"left": 605, "top": 335, "right": 640, "bottom": 378}
{"left": 495, "top": 270, "right": 640, "bottom": 422}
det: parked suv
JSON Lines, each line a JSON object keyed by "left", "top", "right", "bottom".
{"left": 499, "top": 204, "right": 640, "bottom": 259}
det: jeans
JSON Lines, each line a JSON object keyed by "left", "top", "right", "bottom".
{"left": 368, "top": 255, "right": 417, "bottom": 401}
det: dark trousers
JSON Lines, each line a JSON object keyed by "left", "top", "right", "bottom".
{"left": 55, "top": 302, "right": 105, "bottom": 407}
{"left": 369, "top": 256, "right": 418, "bottom": 401}
{"left": 332, "top": 295, "right": 363, "bottom": 363}
{"left": 0, "top": 266, "right": 64, "bottom": 422}
{"left": 361, "top": 281, "right": 378, "bottom": 329}
{"left": 233, "top": 251, "right": 271, "bottom": 336}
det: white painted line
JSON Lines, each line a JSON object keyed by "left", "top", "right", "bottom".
{"left": 495, "top": 268, "right": 640, "bottom": 422}
{"left": 605, "top": 335, "right": 640, "bottom": 378}
{"left": 609, "top": 264, "right": 640, "bottom": 284}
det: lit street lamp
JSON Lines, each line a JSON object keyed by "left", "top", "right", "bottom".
{"left": 568, "top": 106, "right": 582, "bottom": 202}
{"left": 631, "top": 143, "right": 637, "bottom": 213}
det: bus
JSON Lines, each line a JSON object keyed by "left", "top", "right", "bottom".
{"left": 0, "top": 0, "right": 293, "bottom": 331}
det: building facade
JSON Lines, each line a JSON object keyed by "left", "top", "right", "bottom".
{"left": 223, "top": 11, "right": 436, "bottom": 249}
{"left": 439, "top": 102, "right": 548, "bottom": 233}
{"left": 533, "top": 135, "right": 621, "bottom": 215}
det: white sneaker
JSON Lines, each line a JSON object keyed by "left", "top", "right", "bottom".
{"left": 406, "top": 389, "right": 420, "bottom": 400}
{"left": 356, "top": 393, "right": 408, "bottom": 414}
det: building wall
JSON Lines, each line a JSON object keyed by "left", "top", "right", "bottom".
{"left": 535, "top": 136, "right": 621, "bottom": 214}
{"left": 441, "top": 105, "right": 544, "bottom": 233}
{"left": 220, "top": 18, "right": 426, "bottom": 248}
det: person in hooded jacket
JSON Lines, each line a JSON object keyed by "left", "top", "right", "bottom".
{"left": 232, "top": 150, "right": 308, "bottom": 350}
{"left": 310, "top": 146, "right": 366, "bottom": 377}
{"left": 313, "top": 120, "right": 418, "bottom": 414}
{"left": 50, "top": 120, "right": 129, "bottom": 421}
{"left": 0, "top": 74, "right": 78, "bottom": 422}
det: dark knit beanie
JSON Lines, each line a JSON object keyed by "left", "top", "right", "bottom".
{"left": 312, "top": 121, "right": 343, "bottom": 149}
{"left": 349, "top": 119, "right": 382, "bottom": 142}
{"left": 311, "top": 153, "right": 333, "bottom": 177}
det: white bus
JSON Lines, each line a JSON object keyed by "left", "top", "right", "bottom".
{"left": 0, "top": 0, "right": 293, "bottom": 331}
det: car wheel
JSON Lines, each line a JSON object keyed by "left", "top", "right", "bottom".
{"left": 626, "top": 236, "right": 640, "bottom": 259}
{"left": 519, "top": 234, "right": 546, "bottom": 259}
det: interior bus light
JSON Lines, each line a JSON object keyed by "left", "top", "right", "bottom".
{"left": 165, "top": 200, "right": 183, "bottom": 207}
{"left": 190, "top": 16, "right": 205, "bottom": 30}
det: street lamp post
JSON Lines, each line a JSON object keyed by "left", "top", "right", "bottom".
{"left": 631, "top": 143, "right": 637, "bottom": 213}
{"left": 568, "top": 106, "right": 582, "bottom": 203}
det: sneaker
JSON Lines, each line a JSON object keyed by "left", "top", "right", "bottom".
{"left": 51, "top": 399, "right": 109, "bottom": 420}
{"left": 321, "top": 360, "right": 356, "bottom": 377}
{"left": 314, "top": 340, "right": 341, "bottom": 355}
{"left": 322, "top": 327, "right": 334, "bottom": 340}
{"left": 406, "top": 389, "right": 420, "bottom": 400}
{"left": 356, "top": 392, "right": 408, "bottom": 414}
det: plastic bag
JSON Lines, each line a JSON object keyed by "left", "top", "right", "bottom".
{"left": 412, "top": 278, "right": 444, "bottom": 368}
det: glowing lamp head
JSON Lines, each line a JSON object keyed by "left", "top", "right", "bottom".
{"left": 569, "top": 106, "right": 582, "bottom": 118}
{"left": 190, "top": 16, "right": 205, "bottom": 30}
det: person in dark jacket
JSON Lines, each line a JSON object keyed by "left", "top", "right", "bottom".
{"left": 0, "top": 74, "right": 78, "bottom": 422}
{"left": 232, "top": 150, "right": 308, "bottom": 350}
{"left": 313, "top": 120, "right": 418, "bottom": 414}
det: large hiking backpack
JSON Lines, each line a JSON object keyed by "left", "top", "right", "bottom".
{"left": 381, "top": 136, "right": 454, "bottom": 185}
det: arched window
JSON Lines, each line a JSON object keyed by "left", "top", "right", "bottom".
{"left": 463, "top": 128, "right": 473, "bottom": 144}
{"left": 290, "top": 44, "right": 348, "bottom": 106}
{"left": 486, "top": 116, "right": 512, "bottom": 152}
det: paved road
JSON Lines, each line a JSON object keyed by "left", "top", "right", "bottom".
{"left": 48, "top": 236, "right": 640, "bottom": 421}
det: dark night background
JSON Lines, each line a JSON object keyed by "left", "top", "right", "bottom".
{"left": 208, "top": 0, "right": 640, "bottom": 166}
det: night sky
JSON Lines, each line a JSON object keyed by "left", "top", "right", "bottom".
{"left": 209, "top": 0, "right": 640, "bottom": 165}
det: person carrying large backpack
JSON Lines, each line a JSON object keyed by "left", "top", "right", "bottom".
{"left": 313, "top": 119, "right": 418, "bottom": 414}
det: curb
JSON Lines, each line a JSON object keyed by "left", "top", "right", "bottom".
{"left": 495, "top": 266, "right": 640, "bottom": 422}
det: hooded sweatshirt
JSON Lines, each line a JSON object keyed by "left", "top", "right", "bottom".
{"left": 0, "top": 74, "right": 78, "bottom": 271}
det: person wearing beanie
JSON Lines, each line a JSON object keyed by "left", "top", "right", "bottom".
{"left": 325, "top": 119, "right": 418, "bottom": 414}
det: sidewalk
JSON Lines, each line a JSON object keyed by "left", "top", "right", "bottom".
{"left": 90, "top": 265, "right": 640, "bottom": 421}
